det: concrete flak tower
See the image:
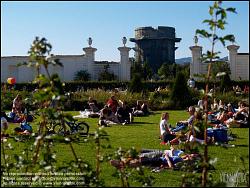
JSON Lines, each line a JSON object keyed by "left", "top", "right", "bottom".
{"left": 130, "top": 26, "right": 181, "bottom": 73}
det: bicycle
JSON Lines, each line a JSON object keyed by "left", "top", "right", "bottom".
{"left": 46, "top": 119, "right": 89, "bottom": 136}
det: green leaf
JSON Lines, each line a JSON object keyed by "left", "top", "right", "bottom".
{"left": 223, "top": 34, "right": 235, "bottom": 43}
{"left": 214, "top": 1, "right": 219, "bottom": 8}
{"left": 226, "top": 7, "right": 237, "bottom": 14}
{"left": 215, "top": 9, "right": 222, "bottom": 16}
{"left": 196, "top": 29, "right": 212, "bottom": 38}
{"left": 16, "top": 61, "right": 28, "bottom": 67}
{"left": 217, "top": 20, "right": 225, "bottom": 29}
{"left": 218, "top": 37, "right": 226, "bottom": 46}
{"left": 221, "top": 9, "right": 227, "bottom": 19}
{"left": 209, "top": 6, "right": 214, "bottom": 16}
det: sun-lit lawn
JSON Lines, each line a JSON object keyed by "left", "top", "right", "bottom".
{"left": 1, "top": 110, "right": 249, "bottom": 187}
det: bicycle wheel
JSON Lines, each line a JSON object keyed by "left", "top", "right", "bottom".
{"left": 53, "top": 123, "right": 67, "bottom": 135}
{"left": 76, "top": 122, "right": 89, "bottom": 136}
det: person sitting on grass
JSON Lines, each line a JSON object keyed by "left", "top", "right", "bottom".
{"left": 171, "top": 106, "right": 195, "bottom": 133}
{"left": 168, "top": 110, "right": 205, "bottom": 145}
{"left": 226, "top": 101, "right": 249, "bottom": 128}
{"left": 116, "top": 100, "right": 133, "bottom": 125}
{"left": 88, "top": 97, "right": 99, "bottom": 113}
{"left": 98, "top": 105, "right": 120, "bottom": 126}
{"left": 106, "top": 95, "right": 119, "bottom": 114}
{"left": 12, "top": 94, "right": 24, "bottom": 115}
{"left": 159, "top": 112, "right": 176, "bottom": 144}
{"left": 132, "top": 100, "right": 150, "bottom": 116}
{"left": 14, "top": 119, "right": 33, "bottom": 136}
{"left": 211, "top": 98, "right": 219, "bottom": 112}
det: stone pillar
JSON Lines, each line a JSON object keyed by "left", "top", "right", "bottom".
{"left": 118, "top": 46, "right": 131, "bottom": 81}
{"left": 227, "top": 44, "right": 239, "bottom": 80}
{"left": 82, "top": 47, "right": 97, "bottom": 80}
{"left": 189, "top": 45, "right": 202, "bottom": 80}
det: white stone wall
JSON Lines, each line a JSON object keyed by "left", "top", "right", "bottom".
{"left": 1, "top": 45, "right": 131, "bottom": 83}
{"left": 235, "top": 54, "right": 249, "bottom": 80}
{"left": 56, "top": 55, "right": 88, "bottom": 81}
{"left": 1, "top": 56, "right": 33, "bottom": 83}
{"left": 92, "top": 63, "right": 120, "bottom": 81}
{"left": 190, "top": 44, "right": 249, "bottom": 81}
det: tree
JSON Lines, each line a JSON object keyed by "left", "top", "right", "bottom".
{"left": 128, "top": 73, "right": 144, "bottom": 93}
{"left": 142, "top": 61, "right": 153, "bottom": 81}
{"left": 170, "top": 71, "right": 191, "bottom": 109}
{"left": 131, "top": 60, "right": 143, "bottom": 79}
{"left": 219, "top": 73, "right": 231, "bottom": 92}
{"left": 195, "top": 1, "right": 236, "bottom": 186}
{"left": 98, "top": 64, "right": 118, "bottom": 81}
{"left": 74, "top": 69, "right": 90, "bottom": 81}
{"left": 158, "top": 63, "right": 173, "bottom": 80}
{"left": 211, "top": 61, "right": 231, "bottom": 80}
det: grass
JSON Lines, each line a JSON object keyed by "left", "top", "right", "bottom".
{"left": 1, "top": 110, "right": 249, "bottom": 187}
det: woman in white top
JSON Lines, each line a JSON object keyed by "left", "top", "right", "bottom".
{"left": 159, "top": 112, "right": 176, "bottom": 143}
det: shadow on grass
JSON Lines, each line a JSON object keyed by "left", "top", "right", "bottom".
{"left": 235, "top": 144, "right": 249, "bottom": 147}
{"left": 131, "top": 122, "right": 155, "bottom": 125}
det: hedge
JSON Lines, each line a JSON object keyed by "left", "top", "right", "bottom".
{"left": 1, "top": 80, "right": 249, "bottom": 92}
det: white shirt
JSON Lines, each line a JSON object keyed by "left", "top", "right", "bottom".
{"left": 159, "top": 119, "right": 169, "bottom": 135}
{"left": 197, "top": 100, "right": 203, "bottom": 109}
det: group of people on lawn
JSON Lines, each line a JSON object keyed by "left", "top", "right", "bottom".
{"left": 198, "top": 98, "right": 249, "bottom": 128}
{"left": 1, "top": 93, "right": 249, "bottom": 172}
{"left": 110, "top": 98, "right": 249, "bottom": 172}
{"left": 1, "top": 94, "right": 151, "bottom": 137}
{"left": 87, "top": 95, "right": 150, "bottom": 126}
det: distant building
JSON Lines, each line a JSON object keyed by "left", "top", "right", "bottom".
{"left": 1, "top": 38, "right": 131, "bottom": 83}
{"left": 190, "top": 44, "right": 249, "bottom": 81}
{"left": 130, "top": 26, "right": 181, "bottom": 73}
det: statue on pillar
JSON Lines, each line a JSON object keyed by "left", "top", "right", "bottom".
{"left": 88, "top": 37, "right": 92, "bottom": 47}
{"left": 194, "top": 35, "right": 198, "bottom": 46}
{"left": 122, "top": 37, "right": 127, "bottom": 47}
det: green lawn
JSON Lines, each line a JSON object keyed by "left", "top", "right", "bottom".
{"left": 1, "top": 110, "right": 249, "bottom": 187}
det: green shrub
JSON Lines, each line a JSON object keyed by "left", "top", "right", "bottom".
{"left": 74, "top": 69, "right": 91, "bottom": 81}
{"left": 170, "top": 72, "right": 192, "bottom": 109}
{"left": 129, "top": 73, "right": 144, "bottom": 93}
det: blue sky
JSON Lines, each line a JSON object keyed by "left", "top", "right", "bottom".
{"left": 1, "top": 1, "right": 249, "bottom": 61}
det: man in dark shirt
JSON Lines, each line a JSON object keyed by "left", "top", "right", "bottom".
{"left": 116, "top": 101, "right": 133, "bottom": 124}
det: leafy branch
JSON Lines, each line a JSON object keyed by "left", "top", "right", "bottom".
{"left": 194, "top": 1, "right": 237, "bottom": 187}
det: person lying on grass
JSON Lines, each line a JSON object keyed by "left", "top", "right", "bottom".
{"left": 110, "top": 145, "right": 201, "bottom": 170}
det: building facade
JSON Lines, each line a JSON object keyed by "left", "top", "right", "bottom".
{"left": 189, "top": 44, "right": 249, "bottom": 81}
{"left": 130, "top": 26, "right": 181, "bottom": 73}
{"left": 1, "top": 38, "right": 131, "bottom": 83}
